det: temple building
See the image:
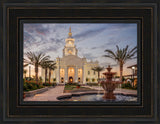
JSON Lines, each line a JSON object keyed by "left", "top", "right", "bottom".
{"left": 41, "top": 27, "right": 99, "bottom": 84}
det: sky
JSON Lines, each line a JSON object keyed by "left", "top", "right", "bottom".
{"left": 23, "top": 23, "right": 137, "bottom": 75}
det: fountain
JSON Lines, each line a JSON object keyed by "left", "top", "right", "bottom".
{"left": 58, "top": 65, "right": 137, "bottom": 102}
{"left": 100, "top": 65, "right": 122, "bottom": 100}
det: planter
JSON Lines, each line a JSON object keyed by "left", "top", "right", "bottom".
{"left": 63, "top": 90, "right": 71, "bottom": 93}
{"left": 24, "top": 87, "right": 50, "bottom": 97}
{"left": 76, "top": 86, "right": 80, "bottom": 88}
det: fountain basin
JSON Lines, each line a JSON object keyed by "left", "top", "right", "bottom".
{"left": 57, "top": 92, "right": 137, "bottom": 102}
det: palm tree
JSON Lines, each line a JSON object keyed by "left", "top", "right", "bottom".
{"left": 92, "top": 66, "right": 104, "bottom": 82}
{"left": 104, "top": 45, "right": 137, "bottom": 81}
{"left": 25, "top": 51, "right": 50, "bottom": 84}
{"left": 23, "top": 61, "right": 28, "bottom": 78}
{"left": 48, "top": 62, "right": 56, "bottom": 84}
{"left": 41, "top": 60, "right": 53, "bottom": 84}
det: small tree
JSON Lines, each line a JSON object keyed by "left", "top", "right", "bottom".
{"left": 41, "top": 60, "right": 53, "bottom": 84}
{"left": 92, "top": 66, "right": 104, "bottom": 82}
{"left": 48, "top": 62, "right": 56, "bottom": 84}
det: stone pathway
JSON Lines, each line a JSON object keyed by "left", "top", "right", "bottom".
{"left": 24, "top": 85, "right": 137, "bottom": 101}
{"left": 24, "top": 86, "right": 65, "bottom": 101}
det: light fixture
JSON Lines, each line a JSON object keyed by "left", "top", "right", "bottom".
{"left": 132, "top": 66, "right": 135, "bottom": 70}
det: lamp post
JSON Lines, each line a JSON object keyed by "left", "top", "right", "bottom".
{"left": 132, "top": 66, "right": 135, "bottom": 87}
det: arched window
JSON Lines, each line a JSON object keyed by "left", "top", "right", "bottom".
{"left": 88, "top": 71, "right": 90, "bottom": 75}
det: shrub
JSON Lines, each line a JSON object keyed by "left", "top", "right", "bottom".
{"left": 121, "top": 82, "right": 133, "bottom": 89}
{"left": 132, "top": 83, "right": 137, "bottom": 90}
{"left": 87, "top": 83, "right": 98, "bottom": 86}
{"left": 43, "top": 83, "right": 52, "bottom": 86}
{"left": 52, "top": 83, "right": 56, "bottom": 86}
{"left": 25, "top": 77, "right": 33, "bottom": 81}
{"left": 122, "top": 76, "right": 125, "bottom": 82}
{"left": 39, "top": 77, "right": 43, "bottom": 81}
{"left": 23, "top": 82, "right": 44, "bottom": 91}
{"left": 23, "top": 82, "right": 28, "bottom": 91}
{"left": 65, "top": 83, "right": 78, "bottom": 86}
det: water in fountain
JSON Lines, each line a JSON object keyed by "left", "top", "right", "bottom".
{"left": 59, "top": 94, "right": 137, "bottom": 102}
{"left": 96, "top": 83, "right": 101, "bottom": 97}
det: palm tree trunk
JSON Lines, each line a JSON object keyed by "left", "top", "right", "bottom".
{"left": 98, "top": 72, "right": 100, "bottom": 82}
{"left": 49, "top": 69, "right": 51, "bottom": 84}
{"left": 119, "top": 63, "right": 123, "bottom": 82}
{"left": 35, "top": 64, "right": 38, "bottom": 84}
{"left": 45, "top": 68, "right": 47, "bottom": 84}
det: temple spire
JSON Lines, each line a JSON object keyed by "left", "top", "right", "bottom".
{"left": 68, "top": 26, "right": 72, "bottom": 37}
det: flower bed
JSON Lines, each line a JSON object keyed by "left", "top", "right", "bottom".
{"left": 64, "top": 84, "right": 96, "bottom": 93}
{"left": 86, "top": 83, "right": 99, "bottom": 86}
{"left": 23, "top": 82, "right": 44, "bottom": 92}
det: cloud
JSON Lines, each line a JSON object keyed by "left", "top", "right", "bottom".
{"left": 50, "top": 38, "right": 64, "bottom": 45}
{"left": 24, "top": 24, "right": 49, "bottom": 35}
{"left": 82, "top": 53, "right": 97, "bottom": 60}
{"left": 23, "top": 23, "right": 137, "bottom": 73}
{"left": 74, "top": 27, "right": 107, "bottom": 41}
{"left": 91, "top": 47, "right": 99, "bottom": 50}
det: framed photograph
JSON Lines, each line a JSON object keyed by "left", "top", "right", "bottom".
{"left": 0, "top": 0, "right": 159, "bottom": 124}
{"left": 23, "top": 23, "right": 138, "bottom": 103}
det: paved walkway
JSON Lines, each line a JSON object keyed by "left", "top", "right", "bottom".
{"left": 24, "top": 85, "right": 137, "bottom": 101}
{"left": 24, "top": 86, "right": 65, "bottom": 101}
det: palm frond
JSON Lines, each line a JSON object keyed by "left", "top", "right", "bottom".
{"left": 23, "top": 64, "right": 29, "bottom": 67}
{"left": 92, "top": 66, "right": 104, "bottom": 72}
{"left": 103, "top": 55, "right": 116, "bottom": 60}
{"left": 104, "top": 49, "right": 117, "bottom": 58}
{"left": 128, "top": 46, "right": 137, "bottom": 55}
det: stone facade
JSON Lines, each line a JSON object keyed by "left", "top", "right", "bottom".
{"left": 41, "top": 27, "right": 99, "bottom": 84}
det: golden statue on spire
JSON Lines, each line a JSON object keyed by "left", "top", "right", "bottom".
{"left": 68, "top": 26, "right": 72, "bottom": 37}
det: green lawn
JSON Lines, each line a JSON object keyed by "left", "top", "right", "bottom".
{"left": 64, "top": 84, "right": 96, "bottom": 93}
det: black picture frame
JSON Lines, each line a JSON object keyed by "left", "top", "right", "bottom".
{"left": 0, "top": 0, "right": 159, "bottom": 124}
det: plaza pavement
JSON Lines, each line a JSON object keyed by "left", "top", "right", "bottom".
{"left": 24, "top": 85, "right": 67, "bottom": 101}
{"left": 24, "top": 85, "right": 137, "bottom": 101}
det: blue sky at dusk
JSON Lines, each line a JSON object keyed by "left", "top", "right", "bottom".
{"left": 23, "top": 23, "right": 137, "bottom": 75}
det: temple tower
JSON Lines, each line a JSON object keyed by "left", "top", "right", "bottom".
{"left": 63, "top": 27, "right": 78, "bottom": 56}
